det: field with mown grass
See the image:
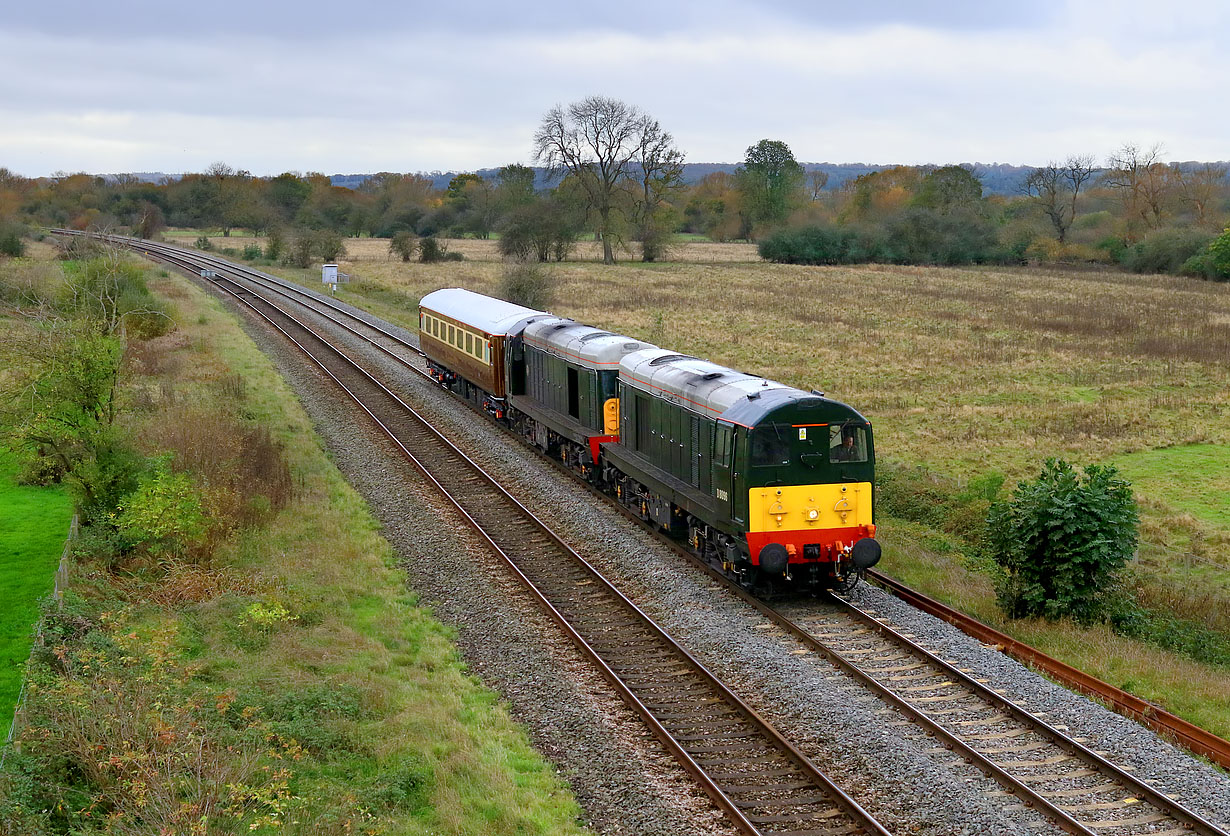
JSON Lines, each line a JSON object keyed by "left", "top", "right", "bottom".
{"left": 0, "top": 446, "right": 73, "bottom": 738}
{"left": 160, "top": 230, "right": 1230, "bottom": 741}
{"left": 0, "top": 248, "right": 591, "bottom": 834}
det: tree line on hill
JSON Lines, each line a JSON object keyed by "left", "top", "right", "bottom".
{"left": 1, "top": 96, "right": 1228, "bottom": 278}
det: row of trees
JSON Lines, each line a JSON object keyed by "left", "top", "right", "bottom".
{"left": 2, "top": 100, "right": 1228, "bottom": 271}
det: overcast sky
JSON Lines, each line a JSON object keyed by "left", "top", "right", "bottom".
{"left": 3, "top": 0, "right": 1227, "bottom": 177}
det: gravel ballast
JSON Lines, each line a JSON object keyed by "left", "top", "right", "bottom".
{"left": 203, "top": 270, "right": 1230, "bottom": 836}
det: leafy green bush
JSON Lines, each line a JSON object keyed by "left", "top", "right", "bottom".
{"left": 1121, "top": 227, "right": 1214, "bottom": 274}
{"left": 242, "top": 243, "right": 263, "bottom": 260}
{"left": 194, "top": 235, "right": 213, "bottom": 250}
{"left": 758, "top": 224, "right": 864, "bottom": 265}
{"left": 388, "top": 230, "right": 417, "bottom": 262}
{"left": 1181, "top": 227, "right": 1230, "bottom": 281}
{"left": 987, "top": 459, "right": 1138, "bottom": 623}
{"left": 117, "top": 459, "right": 208, "bottom": 560}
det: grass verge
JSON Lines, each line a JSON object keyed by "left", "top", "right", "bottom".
{"left": 0, "top": 259, "right": 591, "bottom": 835}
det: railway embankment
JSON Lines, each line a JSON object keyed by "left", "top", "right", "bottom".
{"left": 0, "top": 252, "right": 594, "bottom": 835}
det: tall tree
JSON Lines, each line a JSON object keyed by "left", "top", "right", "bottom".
{"left": 912, "top": 165, "right": 983, "bottom": 214}
{"left": 631, "top": 117, "right": 685, "bottom": 261}
{"left": 735, "top": 139, "right": 804, "bottom": 236}
{"left": 534, "top": 96, "right": 681, "bottom": 264}
{"left": 1023, "top": 155, "right": 1097, "bottom": 243}
{"left": 1103, "top": 143, "right": 1173, "bottom": 239}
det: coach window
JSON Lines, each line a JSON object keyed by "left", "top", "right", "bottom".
{"left": 466, "top": 333, "right": 473, "bottom": 354}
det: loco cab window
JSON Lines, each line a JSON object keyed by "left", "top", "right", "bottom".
{"left": 751, "top": 425, "right": 791, "bottom": 467}
{"left": 829, "top": 424, "right": 868, "bottom": 463}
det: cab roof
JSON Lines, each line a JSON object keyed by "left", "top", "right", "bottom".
{"left": 620, "top": 347, "right": 864, "bottom": 427}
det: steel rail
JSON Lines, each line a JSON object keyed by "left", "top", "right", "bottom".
{"left": 195, "top": 270, "right": 893, "bottom": 836}
{"left": 866, "top": 568, "right": 1230, "bottom": 771}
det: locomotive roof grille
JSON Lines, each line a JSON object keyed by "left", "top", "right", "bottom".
{"left": 649, "top": 353, "right": 694, "bottom": 366}
{"left": 579, "top": 331, "right": 615, "bottom": 341}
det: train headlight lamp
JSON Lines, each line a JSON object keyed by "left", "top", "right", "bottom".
{"left": 808, "top": 509, "right": 818, "bottom": 521}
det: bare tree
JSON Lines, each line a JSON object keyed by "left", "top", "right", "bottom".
{"left": 808, "top": 170, "right": 830, "bottom": 201}
{"left": 1023, "top": 155, "right": 1097, "bottom": 244}
{"left": 1063, "top": 154, "right": 1097, "bottom": 228}
{"left": 1023, "top": 164, "right": 1071, "bottom": 243}
{"left": 1103, "top": 143, "right": 1173, "bottom": 237}
{"left": 1173, "top": 162, "right": 1229, "bottom": 227}
{"left": 534, "top": 96, "right": 682, "bottom": 265}
{"left": 631, "top": 117, "right": 685, "bottom": 261}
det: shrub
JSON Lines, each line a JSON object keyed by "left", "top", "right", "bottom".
{"left": 312, "top": 229, "right": 346, "bottom": 262}
{"left": 417, "top": 236, "right": 451, "bottom": 263}
{"left": 1181, "top": 227, "right": 1230, "bottom": 281}
{"left": 194, "top": 235, "right": 213, "bottom": 251}
{"left": 117, "top": 458, "right": 208, "bottom": 561}
{"left": 264, "top": 227, "right": 286, "bottom": 261}
{"left": 1121, "top": 227, "right": 1215, "bottom": 274}
{"left": 987, "top": 459, "right": 1138, "bottom": 623}
{"left": 389, "top": 230, "right": 417, "bottom": 262}
{"left": 498, "top": 201, "right": 578, "bottom": 262}
{"left": 882, "top": 207, "right": 1001, "bottom": 265}
{"left": 0, "top": 222, "right": 26, "bottom": 257}
{"left": 242, "top": 243, "right": 262, "bottom": 260}
{"left": 499, "top": 261, "right": 556, "bottom": 310}
{"left": 285, "top": 234, "right": 314, "bottom": 268}
{"left": 759, "top": 224, "right": 862, "bottom": 265}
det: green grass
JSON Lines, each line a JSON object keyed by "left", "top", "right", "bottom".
{"left": 0, "top": 448, "right": 73, "bottom": 737}
{"left": 1113, "top": 443, "right": 1230, "bottom": 529}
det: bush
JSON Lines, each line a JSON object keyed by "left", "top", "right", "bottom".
{"left": 882, "top": 207, "right": 1001, "bottom": 265}
{"left": 0, "top": 222, "right": 27, "bottom": 257}
{"left": 242, "top": 243, "right": 262, "bottom": 260}
{"left": 194, "top": 235, "right": 213, "bottom": 251}
{"left": 417, "top": 236, "right": 460, "bottom": 263}
{"left": 759, "top": 224, "right": 864, "bottom": 265}
{"left": 264, "top": 227, "right": 285, "bottom": 261}
{"left": 285, "top": 234, "right": 314, "bottom": 268}
{"left": 1181, "top": 227, "right": 1230, "bottom": 281}
{"left": 1121, "top": 227, "right": 1215, "bottom": 274}
{"left": 498, "top": 201, "right": 578, "bottom": 262}
{"left": 987, "top": 459, "right": 1138, "bottom": 623}
{"left": 499, "top": 261, "right": 556, "bottom": 310}
{"left": 117, "top": 458, "right": 208, "bottom": 561}
{"left": 389, "top": 230, "right": 417, "bottom": 262}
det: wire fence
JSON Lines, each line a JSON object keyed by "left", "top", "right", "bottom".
{"left": 2, "top": 515, "right": 77, "bottom": 769}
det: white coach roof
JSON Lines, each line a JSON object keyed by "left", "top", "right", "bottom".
{"left": 419, "top": 288, "right": 547, "bottom": 335}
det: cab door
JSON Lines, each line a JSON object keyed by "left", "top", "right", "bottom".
{"left": 710, "top": 421, "right": 735, "bottom": 521}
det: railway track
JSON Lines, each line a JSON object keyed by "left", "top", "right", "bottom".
{"left": 63, "top": 232, "right": 1230, "bottom": 835}
{"left": 162, "top": 255, "right": 892, "bottom": 835}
